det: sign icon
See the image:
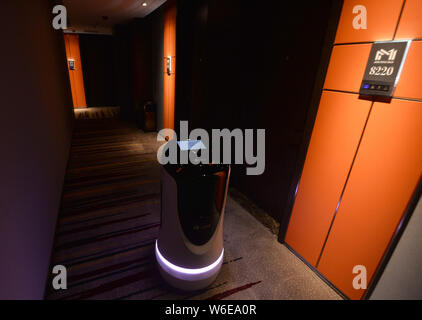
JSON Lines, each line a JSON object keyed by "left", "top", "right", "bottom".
{"left": 375, "top": 49, "right": 397, "bottom": 62}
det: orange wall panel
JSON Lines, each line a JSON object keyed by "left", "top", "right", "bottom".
{"left": 318, "top": 99, "right": 422, "bottom": 300}
{"left": 334, "top": 0, "right": 403, "bottom": 44}
{"left": 64, "top": 36, "right": 77, "bottom": 107}
{"left": 394, "top": 41, "right": 422, "bottom": 100}
{"left": 287, "top": 0, "right": 422, "bottom": 300}
{"left": 323, "top": 43, "right": 372, "bottom": 93}
{"left": 395, "top": 0, "right": 422, "bottom": 40}
{"left": 64, "top": 34, "right": 86, "bottom": 108}
{"left": 285, "top": 91, "right": 372, "bottom": 266}
{"left": 163, "top": 0, "right": 176, "bottom": 130}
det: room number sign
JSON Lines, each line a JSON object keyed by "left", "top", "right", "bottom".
{"left": 360, "top": 41, "right": 410, "bottom": 98}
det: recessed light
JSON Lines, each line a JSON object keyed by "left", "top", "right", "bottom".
{"left": 142, "top": 2, "right": 147, "bottom": 6}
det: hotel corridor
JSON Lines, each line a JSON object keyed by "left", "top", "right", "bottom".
{"left": 45, "top": 117, "right": 340, "bottom": 300}
{"left": 4, "top": 0, "right": 421, "bottom": 304}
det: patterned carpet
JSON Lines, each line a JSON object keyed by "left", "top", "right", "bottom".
{"left": 45, "top": 119, "right": 260, "bottom": 300}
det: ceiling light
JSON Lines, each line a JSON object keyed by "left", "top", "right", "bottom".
{"left": 142, "top": 2, "right": 147, "bottom": 6}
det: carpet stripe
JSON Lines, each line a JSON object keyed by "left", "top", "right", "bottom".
{"left": 55, "top": 223, "right": 160, "bottom": 251}
{"left": 56, "top": 239, "right": 156, "bottom": 267}
{"left": 68, "top": 262, "right": 153, "bottom": 289}
{"left": 60, "top": 269, "right": 156, "bottom": 300}
{"left": 205, "top": 281, "right": 262, "bottom": 300}
{"left": 68, "top": 256, "right": 151, "bottom": 283}
{"left": 57, "top": 213, "right": 151, "bottom": 236}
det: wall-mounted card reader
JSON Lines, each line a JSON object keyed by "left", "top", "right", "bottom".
{"left": 166, "top": 56, "right": 172, "bottom": 75}
{"left": 359, "top": 41, "right": 411, "bottom": 98}
{"left": 68, "top": 58, "right": 75, "bottom": 70}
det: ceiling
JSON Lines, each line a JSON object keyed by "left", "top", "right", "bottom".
{"left": 63, "top": 0, "right": 167, "bottom": 30}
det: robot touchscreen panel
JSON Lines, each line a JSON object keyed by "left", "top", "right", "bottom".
{"left": 177, "top": 140, "right": 207, "bottom": 151}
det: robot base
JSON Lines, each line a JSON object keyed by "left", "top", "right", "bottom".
{"left": 155, "top": 241, "right": 224, "bottom": 291}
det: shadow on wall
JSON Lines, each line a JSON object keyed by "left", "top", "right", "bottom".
{"left": 79, "top": 34, "right": 117, "bottom": 108}
{"left": 0, "top": 0, "right": 74, "bottom": 299}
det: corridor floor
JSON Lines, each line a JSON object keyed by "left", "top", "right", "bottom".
{"left": 46, "top": 118, "right": 341, "bottom": 300}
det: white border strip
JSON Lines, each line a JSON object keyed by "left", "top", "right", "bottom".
{"left": 394, "top": 40, "right": 412, "bottom": 86}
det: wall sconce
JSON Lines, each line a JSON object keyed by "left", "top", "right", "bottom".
{"left": 68, "top": 58, "right": 75, "bottom": 70}
{"left": 166, "top": 56, "right": 172, "bottom": 75}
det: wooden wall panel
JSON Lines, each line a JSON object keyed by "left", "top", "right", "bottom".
{"left": 318, "top": 99, "right": 422, "bottom": 300}
{"left": 334, "top": 0, "right": 403, "bottom": 44}
{"left": 395, "top": 0, "right": 422, "bottom": 40}
{"left": 323, "top": 44, "right": 372, "bottom": 92}
{"left": 163, "top": 0, "right": 177, "bottom": 130}
{"left": 64, "top": 34, "right": 87, "bottom": 108}
{"left": 394, "top": 41, "right": 422, "bottom": 100}
{"left": 285, "top": 91, "right": 372, "bottom": 265}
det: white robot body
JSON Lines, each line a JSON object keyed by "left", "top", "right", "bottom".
{"left": 156, "top": 143, "right": 230, "bottom": 291}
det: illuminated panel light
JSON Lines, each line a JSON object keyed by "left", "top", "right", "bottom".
{"left": 394, "top": 40, "right": 411, "bottom": 86}
{"left": 375, "top": 40, "right": 412, "bottom": 87}
{"left": 294, "top": 182, "right": 300, "bottom": 197}
{"left": 155, "top": 240, "right": 224, "bottom": 281}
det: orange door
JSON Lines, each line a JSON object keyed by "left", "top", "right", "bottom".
{"left": 284, "top": 91, "right": 372, "bottom": 266}
{"left": 318, "top": 99, "right": 422, "bottom": 299}
{"left": 163, "top": 0, "right": 176, "bottom": 130}
{"left": 64, "top": 34, "right": 87, "bottom": 108}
